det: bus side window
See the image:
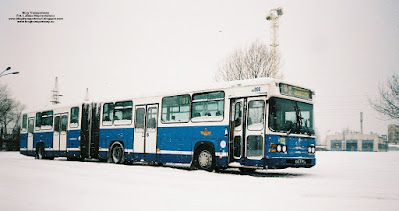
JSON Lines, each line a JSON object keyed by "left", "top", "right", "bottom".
{"left": 54, "top": 116, "right": 60, "bottom": 132}
{"left": 61, "top": 115, "right": 68, "bottom": 132}
{"left": 247, "top": 100, "right": 265, "bottom": 131}
{"left": 161, "top": 95, "right": 190, "bottom": 123}
{"left": 28, "top": 118, "right": 34, "bottom": 134}
{"left": 234, "top": 102, "right": 242, "bottom": 130}
{"left": 102, "top": 103, "right": 114, "bottom": 126}
{"left": 70, "top": 107, "right": 79, "bottom": 128}
{"left": 35, "top": 112, "right": 41, "bottom": 131}
{"left": 135, "top": 108, "right": 145, "bottom": 130}
{"left": 21, "top": 114, "right": 27, "bottom": 132}
{"left": 147, "top": 107, "right": 157, "bottom": 130}
{"left": 191, "top": 91, "right": 224, "bottom": 122}
{"left": 41, "top": 111, "right": 54, "bottom": 130}
{"left": 114, "top": 101, "right": 133, "bottom": 125}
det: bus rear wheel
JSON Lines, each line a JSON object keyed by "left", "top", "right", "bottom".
{"left": 195, "top": 147, "right": 215, "bottom": 172}
{"left": 110, "top": 142, "right": 125, "bottom": 164}
{"left": 35, "top": 146, "right": 45, "bottom": 159}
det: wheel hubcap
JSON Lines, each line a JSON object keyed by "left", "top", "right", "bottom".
{"left": 112, "top": 146, "right": 122, "bottom": 163}
{"left": 198, "top": 150, "right": 212, "bottom": 169}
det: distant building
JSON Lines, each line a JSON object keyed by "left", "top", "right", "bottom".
{"left": 325, "top": 133, "right": 387, "bottom": 152}
{"left": 388, "top": 124, "right": 399, "bottom": 144}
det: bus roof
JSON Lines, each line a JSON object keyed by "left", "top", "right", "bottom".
{"left": 22, "top": 77, "right": 314, "bottom": 113}
{"left": 95, "top": 77, "right": 281, "bottom": 103}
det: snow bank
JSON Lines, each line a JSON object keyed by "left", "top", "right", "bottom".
{"left": 0, "top": 152, "right": 398, "bottom": 210}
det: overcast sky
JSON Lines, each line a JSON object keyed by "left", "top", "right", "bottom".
{"left": 1, "top": 0, "right": 398, "bottom": 141}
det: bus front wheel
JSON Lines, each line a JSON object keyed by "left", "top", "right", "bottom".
{"left": 195, "top": 147, "right": 215, "bottom": 172}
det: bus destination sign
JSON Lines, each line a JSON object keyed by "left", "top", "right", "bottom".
{"left": 279, "top": 83, "right": 312, "bottom": 100}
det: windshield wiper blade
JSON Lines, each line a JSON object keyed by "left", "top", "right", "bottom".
{"left": 303, "top": 119, "right": 312, "bottom": 136}
{"left": 286, "top": 126, "right": 292, "bottom": 135}
{"left": 294, "top": 102, "right": 303, "bottom": 133}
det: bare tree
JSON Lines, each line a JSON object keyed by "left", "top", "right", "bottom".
{"left": 0, "top": 84, "right": 23, "bottom": 137}
{"left": 370, "top": 73, "right": 399, "bottom": 120}
{"left": 216, "top": 40, "right": 283, "bottom": 81}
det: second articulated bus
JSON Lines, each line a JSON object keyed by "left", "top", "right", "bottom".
{"left": 20, "top": 78, "right": 316, "bottom": 172}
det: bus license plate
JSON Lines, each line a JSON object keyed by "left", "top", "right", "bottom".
{"left": 295, "top": 159, "right": 306, "bottom": 164}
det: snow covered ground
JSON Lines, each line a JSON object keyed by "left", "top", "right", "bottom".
{"left": 1, "top": 152, "right": 398, "bottom": 211}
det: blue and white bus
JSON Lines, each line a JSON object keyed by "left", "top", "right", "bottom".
{"left": 20, "top": 78, "right": 316, "bottom": 172}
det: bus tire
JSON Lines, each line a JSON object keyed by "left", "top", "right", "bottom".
{"left": 110, "top": 142, "right": 125, "bottom": 164}
{"left": 35, "top": 146, "right": 45, "bottom": 159}
{"left": 194, "top": 147, "right": 215, "bottom": 172}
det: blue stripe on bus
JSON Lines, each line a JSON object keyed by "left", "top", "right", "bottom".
{"left": 158, "top": 125, "right": 228, "bottom": 153}
{"left": 99, "top": 125, "right": 228, "bottom": 164}
{"left": 20, "top": 133, "right": 27, "bottom": 149}
{"left": 33, "top": 131, "right": 53, "bottom": 148}
{"left": 157, "top": 125, "right": 228, "bottom": 165}
{"left": 99, "top": 128, "right": 134, "bottom": 150}
{"left": 244, "top": 158, "right": 265, "bottom": 167}
{"left": 67, "top": 129, "right": 81, "bottom": 149}
{"left": 67, "top": 151, "right": 81, "bottom": 158}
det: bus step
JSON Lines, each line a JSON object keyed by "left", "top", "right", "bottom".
{"left": 228, "top": 162, "right": 242, "bottom": 167}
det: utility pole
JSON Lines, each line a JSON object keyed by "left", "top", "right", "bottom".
{"left": 84, "top": 88, "right": 90, "bottom": 101}
{"left": 51, "top": 77, "right": 62, "bottom": 105}
{"left": 360, "top": 112, "right": 363, "bottom": 134}
{"left": 342, "top": 130, "right": 346, "bottom": 151}
{"left": 266, "top": 7, "right": 283, "bottom": 77}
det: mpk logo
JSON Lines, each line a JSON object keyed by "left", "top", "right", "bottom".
{"left": 200, "top": 128, "right": 211, "bottom": 136}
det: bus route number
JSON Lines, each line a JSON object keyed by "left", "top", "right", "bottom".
{"left": 252, "top": 87, "right": 261, "bottom": 92}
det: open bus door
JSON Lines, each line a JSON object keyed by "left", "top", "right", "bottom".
{"left": 229, "top": 97, "right": 266, "bottom": 167}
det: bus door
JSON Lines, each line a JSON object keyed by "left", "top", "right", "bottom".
{"left": 53, "top": 114, "right": 68, "bottom": 152}
{"left": 230, "top": 97, "right": 266, "bottom": 165}
{"left": 27, "top": 118, "right": 34, "bottom": 152}
{"left": 245, "top": 97, "right": 266, "bottom": 162}
{"left": 134, "top": 104, "right": 159, "bottom": 161}
{"left": 230, "top": 98, "right": 244, "bottom": 162}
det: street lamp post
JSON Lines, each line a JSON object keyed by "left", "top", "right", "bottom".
{"left": 0, "top": 67, "right": 19, "bottom": 78}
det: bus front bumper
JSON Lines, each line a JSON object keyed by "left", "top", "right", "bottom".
{"left": 265, "top": 157, "right": 316, "bottom": 169}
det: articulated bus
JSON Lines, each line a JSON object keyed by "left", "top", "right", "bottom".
{"left": 20, "top": 78, "right": 316, "bottom": 172}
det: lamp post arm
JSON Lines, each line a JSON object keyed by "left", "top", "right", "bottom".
{"left": 0, "top": 67, "right": 11, "bottom": 76}
{"left": 0, "top": 72, "right": 19, "bottom": 78}
{"left": 0, "top": 70, "right": 7, "bottom": 76}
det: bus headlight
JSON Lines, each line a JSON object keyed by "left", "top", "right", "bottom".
{"left": 282, "top": 145, "right": 287, "bottom": 153}
{"left": 308, "top": 147, "right": 312, "bottom": 153}
{"left": 277, "top": 145, "right": 282, "bottom": 152}
{"left": 270, "top": 144, "right": 286, "bottom": 153}
{"left": 311, "top": 146, "right": 316, "bottom": 153}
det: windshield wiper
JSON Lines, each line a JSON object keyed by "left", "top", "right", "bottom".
{"left": 294, "top": 102, "right": 303, "bottom": 134}
{"left": 286, "top": 122, "right": 293, "bottom": 135}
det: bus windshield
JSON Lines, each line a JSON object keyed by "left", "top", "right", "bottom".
{"left": 268, "top": 97, "right": 314, "bottom": 135}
